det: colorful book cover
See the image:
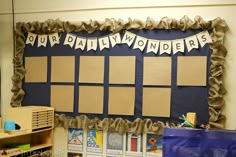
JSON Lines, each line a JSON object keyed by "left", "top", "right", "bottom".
{"left": 87, "top": 129, "right": 103, "bottom": 153}
{"left": 67, "top": 152, "right": 83, "bottom": 157}
{"left": 125, "top": 132, "right": 142, "bottom": 157}
{"left": 68, "top": 128, "right": 83, "bottom": 152}
{"left": 146, "top": 133, "right": 163, "bottom": 157}
{"left": 106, "top": 131, "right": 123, "bottom": 155}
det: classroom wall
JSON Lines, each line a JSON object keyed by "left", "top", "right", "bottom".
{"left": 1, "top": 0, "right": 236, "bottom": 156}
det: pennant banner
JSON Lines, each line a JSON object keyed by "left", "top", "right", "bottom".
{"left": 109, "top": 33, "right": 121, "bottom": 47}
{"left": 75, "top": 37, "right": 86, "bottom": 51}
{"left": 64, "top": 33, "right": 76, "bottom": 48}
{"left": 49, "top": 33, "right": 60, "bottom": 47}
{"left": 172, "top": 39, "right": 184, "bottom": 54}
{"left": 133, "top": 36, "right": 148, "bottom": 52}
{"left": 146, "top": 39, "right": 159, "bottom": 54}
{"left": 26, "top": 32, "right": 37, "bottom": 46}
{"left": 121, "top": 31, "right": 136, "bottom": 47}
{"left": 37, "top": 35, "right": 47, "bottom": 47}
{"left": 99, "top": 36, "right": 110, "bottom": 51}
{"left": 87, "top": 38, "right": 97, "bottom": 51}
{"left": 25, "top": 30, "right": 212, "bottom": 55}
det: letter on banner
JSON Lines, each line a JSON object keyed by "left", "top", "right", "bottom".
{"left": 109, "top": 33, "right": 121, "bottom": 47}
{"left": 87, "top": 38, "right": 97, "bottom": 51}
{"left": 197, "top": 31, "right": 212, "bottom": 47}
{"left": 64, "top": 33, "right": 76, "bottom": 48}
{"left": 146, "top": 39, "right": 159, "bottom": 54}
{"left": 26, "top": 32, "right": 37, "bottom": 46}
{"left": 38, "top": 35, "right": 48, "bottom": 47}
{"left": 75, "top": 37, "right": 86, "bottom": 51}
{"left": 172, "top": 39, "right": 184, "bottom": 54}
{"left": 185, "top": 35, "right": 199, "bottom": 52}
{"left": 121, "top": 31, "right": 136, "bottom": 47}
{"left": 99, "top": 36, "right": 110, "bottom": 51}
{"left": 49, "top": 33, "right": 60, "bottom": 47}
{"left": 133, "top": 36, "right": 147, "bottom": 52}
{"left": 160, "top": 40, "right": 172, "bottom": 55}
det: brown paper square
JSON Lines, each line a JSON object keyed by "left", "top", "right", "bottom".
{"left": 50, "top": 85, "right": 74, "bottom": 112}
{"left": 25, "top": 57, "right": 47, "bottom": 82}
{"left": 143, "top": 57, "right": 172, "bottom": 85}
{"left": 109, "top": 56, "right": 136, "bottom": 84}
{"left": 142, "top": 87, "right": 171, "bottom": 117}
{"left": 177, "top": 56, "right": 207, "bottom": 86}
{"left": 51, "top": 56, "right": 75, "bottom": 82}
{"left": 108, "top": 87, "right": 135, "bottom": 115}
{"left": 78, "top": 86, "right": 104, "bottom": 114}
{"left": 79, "top": 56, "right": 105, "bottom": 83}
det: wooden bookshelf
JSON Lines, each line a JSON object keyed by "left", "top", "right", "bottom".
{"left": 0, "top": 128, "right": 53, "bottom": 157}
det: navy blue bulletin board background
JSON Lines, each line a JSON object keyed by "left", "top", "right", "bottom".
{"left": 22, "top": 29, "right": 211, "bottom": 126}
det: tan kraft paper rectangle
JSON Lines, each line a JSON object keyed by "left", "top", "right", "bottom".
{"left": 177, "top": 56, "right": 207, "bottom": 86}
{"left": 78, "top": 86, "right": 104, "bottom": 114}
{"left": 51, "top": 56, "right": 75, "bottom": 82}
{"left": 50, "top": 85, "right": 74, "bottom": 112}
{"left": 142, "top": 87, "right": 171, "bottom": 117}
{"left": 79, "top": 56, "right": 105, "bottom": 83}
{"left": 108, "top": 86, "right": 135, "bottom": 115}
{"left": 143, "top": 57, "right": 172, "bottom": 85}
{"left": 25, "top": 56, "right": 47, "bottom": 82}
{"left": 109, "top": 56, "right": 136, "bottom": 84}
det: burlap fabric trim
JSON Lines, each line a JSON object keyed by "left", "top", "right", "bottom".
{"left": 11, "top": 16, "right": 228, "bottom": 134}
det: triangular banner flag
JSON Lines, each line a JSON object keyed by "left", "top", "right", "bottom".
{"left": 64, "top": 33, "right": 76, "bottom": 48}
{"left": 133, "top": 36, "right": 147, "bottom": 52}
{"left": 49, "top": 33, "right": 60, "bottom": 47}
{"left": 185, "top": 35, "right": 199, "bottom": 52}
{"left": 87, "top": 38, "right": 97, "bottom": 51}
{"left": 172, "top": 39, "right": 184, "bottom": 54}
{"left": 75, "top": 37, "right": 86, "bottom": 51}
{"left": 146, "top": 39, "right": 159, "bottom": 54}
{"left": 109, "top": 33, "right": 121, "bottom": 47}
{"left": 26, "top": 32, "right": 37, "bottom": 46}
{"left": 38, "top": 35, "right": 48, "bottom": 47}
{"left": 197, "top": 31, "right": 212, "bottom": 47}
{"left": 160, "top": 40, "right": 172, "bottom": 55}
{"left": 99, "top": 36, "right": 110, "bottom": 51}
{"left": 121, "top": 31, "right": 136, "bottom": 47}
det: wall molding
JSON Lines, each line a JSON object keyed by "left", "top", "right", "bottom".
{"left": 12, "top": 0, "right": 236, "bottom": 14}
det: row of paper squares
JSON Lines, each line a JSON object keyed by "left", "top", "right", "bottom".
{"left": 51, "top": 85, "right": 171, "bottom": 117}
{"left": 25, "top": 56, "right": 207, "bottom": 86}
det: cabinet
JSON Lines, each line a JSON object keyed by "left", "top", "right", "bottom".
{"left": 0, "top": 128, "right": 53, "bottom": 157}
{"left": 0, "top": 106, "right": 54, "bottom": 157}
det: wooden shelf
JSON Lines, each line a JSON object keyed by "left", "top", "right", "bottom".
{"left": 0, "top": 143, "right": 53, "bottom": 157}
{"left": 0, "top": 107, "right": 54, "bottom": 157}
{"left": 0, "top": 128, "right": 53, "bottom": 157}
{"left": 0, "top": 128, "right": 53, "bottom": 140}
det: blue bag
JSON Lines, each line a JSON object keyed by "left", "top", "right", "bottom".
{"left": 163, "top": 128, "right": 236, "bottom": 157}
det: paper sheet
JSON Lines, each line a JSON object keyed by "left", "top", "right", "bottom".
{"left": 108, "top": 87, "right": 135, "bottom": 115}
{"left": 25, "top": 56, "right": 47, "bottom": 82}
{"left": 78, "top": 86, "right": 104, "bottom": 114}
{"left": 109, "top": 56, "right": 136, "bottom": 84}
{"left": 142, "top": 87, "right": 171, "bottom": 117}
{"left": 177, "top": 56, "right": 207, "bottom": 86}
{"left": 51, "top": 56, "right": 75, "bottom": 82}
{"left": 79, "top": 56, "right": 105, "bottom": 83}
{"left": 50, "top": 85, "right": 74, "bottom": 112}
{"left": 143, "top": 57, "right": 172, "bottom": 85}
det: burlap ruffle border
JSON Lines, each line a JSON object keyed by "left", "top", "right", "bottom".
{"left": 11, "top": 16, "right": 228, "bottom": 134}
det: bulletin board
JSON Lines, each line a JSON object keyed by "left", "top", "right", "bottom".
{"left": 11, "top": 16, "right": 228, "bottom": 134}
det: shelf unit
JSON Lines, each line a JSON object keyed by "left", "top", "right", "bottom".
{"left": 0, "top": 127, "right": 53, "bottom": 157}
{"left": 0, "top": 106, "right": 54, "bottom": 157}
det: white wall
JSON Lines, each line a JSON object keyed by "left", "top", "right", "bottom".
{"left": 1, "top": 0, "right": 236, "bottom": 156}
